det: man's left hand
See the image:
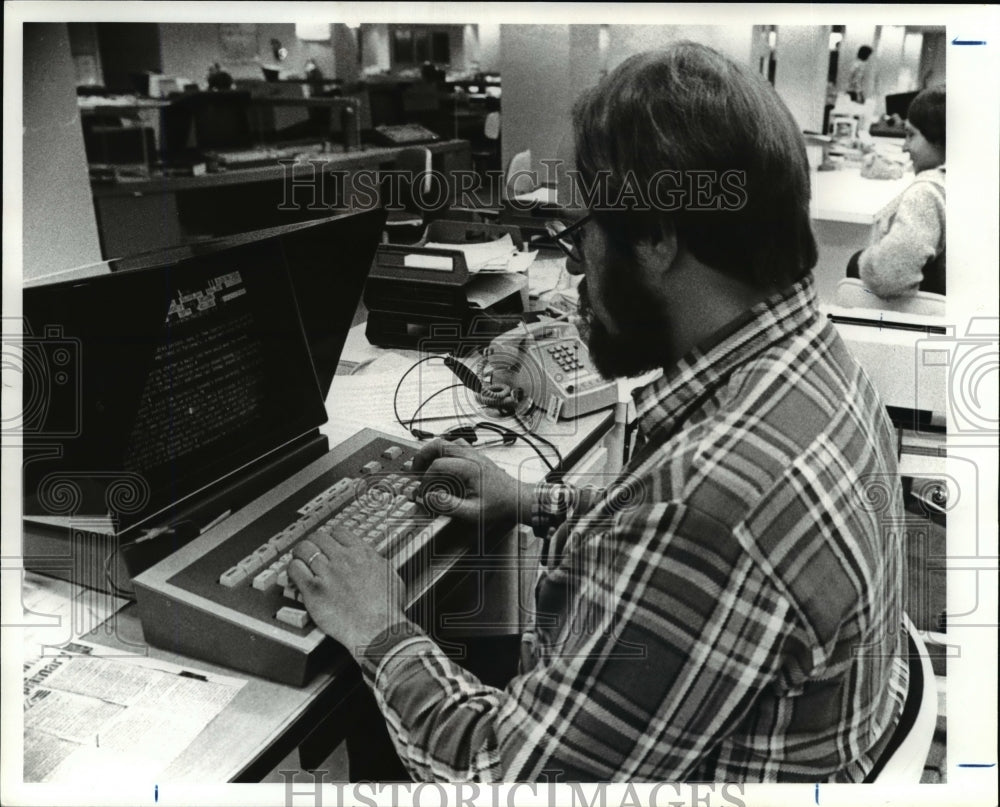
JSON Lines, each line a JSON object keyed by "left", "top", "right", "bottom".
{"left": 289, "top": 528, "right": 408, "bottom": 657}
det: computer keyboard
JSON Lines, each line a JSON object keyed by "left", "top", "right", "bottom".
{"left": 208, "top": 143, "right": 327, "bottom": 171}
{"left": 372, "top": 123, "right": 441, "bottom": 146}
{"left": 133, "top": 430, "right": 459, "bottom": 685}
{"left": 219, "top": 465, "right": 438, "bottom": 618}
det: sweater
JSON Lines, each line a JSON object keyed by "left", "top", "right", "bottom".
{"left": 858, "top": 166, "right": 946, "bottom": 298}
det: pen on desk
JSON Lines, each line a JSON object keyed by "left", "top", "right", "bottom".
{"left": 178, "top": 670, "right": 209, "bottom": 682}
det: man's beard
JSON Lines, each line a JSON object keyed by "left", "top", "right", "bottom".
{"left": 577, "top": 270, "right": 668, "bottom": 380}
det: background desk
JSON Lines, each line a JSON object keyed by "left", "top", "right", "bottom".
{"left": 91, "top": 139, "right": 472, "bottom": 259}
{"left": 810, "top": 167, "right": 912, "bottom": 304}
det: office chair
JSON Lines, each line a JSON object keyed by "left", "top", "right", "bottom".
{"left": 836, "top": 278, "right": 946, "bottom": 317}
{"left": 471, "top": 111, "right": 502, "bottom": 178}
{"left": 506, "top": 149, "right": 534, "bottom": 197}
{"left": 866, "top": 615, "right": 939, "bottom": 783}
{"left": 382, "top": 146, "right": 437, "bottom": 244}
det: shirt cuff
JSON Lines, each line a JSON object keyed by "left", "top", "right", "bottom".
{"left": 358, "top": 619, "right": 430, "bottom": 690}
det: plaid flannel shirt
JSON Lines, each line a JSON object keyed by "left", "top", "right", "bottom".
{"left": 360, "top": 275, "right": 908, "bottom": 782}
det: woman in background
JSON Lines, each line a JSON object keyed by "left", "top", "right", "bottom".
{"left": 848, "top": 87, "right": 946, "bottom": 297}
{"left": 847, "top": 45, "right": 873, "bottom": 103}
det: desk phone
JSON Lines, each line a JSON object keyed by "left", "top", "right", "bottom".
{"left": 134, "top": 430, "right": 461, "bottom": 686}
{"left": 485, "top": 320, "right": 618, "bottom": 420}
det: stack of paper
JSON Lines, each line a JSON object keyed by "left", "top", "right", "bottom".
{"left": 423, "top": 234, "right": 537, "bottom": 274}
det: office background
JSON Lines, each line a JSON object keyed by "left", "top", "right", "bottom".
{"left": 22, "top": 20, "right": 945, "bottom": 280}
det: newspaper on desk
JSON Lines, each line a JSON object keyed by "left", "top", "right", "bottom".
{"left": 20, "top": 575, "right": 245, "bottom": 783}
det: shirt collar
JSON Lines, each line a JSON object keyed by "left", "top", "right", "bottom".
{"left": 632, "top": 274, "right": 821, "bottom": 442}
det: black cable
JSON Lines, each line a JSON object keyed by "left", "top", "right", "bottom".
{"left": 514, "top": 411, "right": 563, "bottom": 470}
{"left": 393, "top": 355, "right": 448, "bottom": 437}
{"left": 408, "top": 383, "right": 464, "bottom": 433}
{"left": 393, "top": 354, "right": 563, "bottom": 473}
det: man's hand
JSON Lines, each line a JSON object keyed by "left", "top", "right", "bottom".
{"left": 411, "top": 438, "right": 533, "bottom": 531}
{"left": 289, "top": 528, "right": 407, "bottom": 657}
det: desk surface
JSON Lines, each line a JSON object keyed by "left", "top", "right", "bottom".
{"left": 91, "top": 139, "right": 471, "bottom": 199}
{"left": 809, "top": 166, "right": 912, "bottom": 224}
{"left": 81, "top": 601, "right": 350, "bottom": 782}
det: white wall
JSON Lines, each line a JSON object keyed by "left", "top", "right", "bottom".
{"left": 872, "top": 25, "right": 908, "bottom": 110}
{"left": 919, "top": 31, "right": 946, "bottom": 88}
{"left": 500, "top": 24, "right": 757, "bottom": 182}
{"left": 774, "top": 26, "right": 830, "bottom": 132}
{"left": 22, "top": 23, "right": 102, "bottom": 279}
{"left": 478, "top": 23, "right": 500, "bottom": 72}
{"left": 605, "top": 24, "right": 753, "bottom": 72}
{"left": 499, "top": 25, "right": 574, "bottom": 180}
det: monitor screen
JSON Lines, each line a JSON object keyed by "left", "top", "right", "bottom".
{"left": 885, "top": 90, "right": 920, "bottom": 120}
{"left": 95, "top": 210, "right": 387, "bottom": 397}
{"left": 23, "top": 233, "right": 329, "bottom": 530}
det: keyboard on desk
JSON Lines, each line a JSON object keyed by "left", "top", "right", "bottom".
{"left": 207, "top": 143, "right": 326, "bottom": 171}
{"left": 133, "top": 430, "right": 458, "bottom": 686}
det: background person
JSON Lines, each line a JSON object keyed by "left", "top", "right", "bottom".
{"left": 847, "top": 87, "right": 946, "bottom": 297}
{"left": 847, "top": 45, "right": 873, "bottom": 103}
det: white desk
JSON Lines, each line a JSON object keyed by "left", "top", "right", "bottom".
{"left": 809, "top": 166, "right": 913, "bottom": 305}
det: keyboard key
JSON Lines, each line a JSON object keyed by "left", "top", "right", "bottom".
{"left": 275, "top": 607, "right": 311, "bottom": 629}
{"left": 270, "top": 530, "right": 298, "bottom": 553}
{"left": 395, "top": 501, "right": 419, "bottom": 518}
{"left": 276, "top": 570, "right": 289, "bottom": 588}
{"left": 219, "top": 566, "right": 247, "bottom": 588}
{"left": 254, "top": 543, "right": 278, "bottom": 564}
{"left": 252, "top": 568, "right": 278, "bottom": 591}
{"left": 329, "top": 477, "right": 353, "bottom": 496}
{"left": 361, "top": 460, "right": 382, "bottom": 475}
{"left": 238, "top": 555, "right": 264, "bottom": 576}
{"left": 381, "top": 446, "right": 404, "bottom": 460}
{"left": 402, "top": 459, "right": 413, "bottom": 472}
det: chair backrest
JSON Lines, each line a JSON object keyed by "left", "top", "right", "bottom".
{"left": 836, "top": 278, "right": 946, "bottom": 317}
{"left": 871, "top": 615, "right": 938, "bottom": 783}
{"left": 483, "top": 111, "right": 501, "bottom": 141}
{"left": 506, "top": 149, "right": 533, "bottom": 196}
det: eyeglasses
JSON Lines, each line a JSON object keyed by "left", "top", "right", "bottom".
{"left": 543, "top": 215, "right": 591, "bottom": 263}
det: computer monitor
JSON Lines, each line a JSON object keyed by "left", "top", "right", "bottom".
{"left": 105, "top": 209, "right": 387, "bottom": 400}
{"left": 161, "top": 90, "right": 253, "bottom": 157}
{"left": 83, "top": 125, "right": 157, "bottom": 166}
{"left": 885, "top": 90, "right": 920, "bottom": 120}
{"left": 21, "top": 211, "right": 385, "bottom": 531}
